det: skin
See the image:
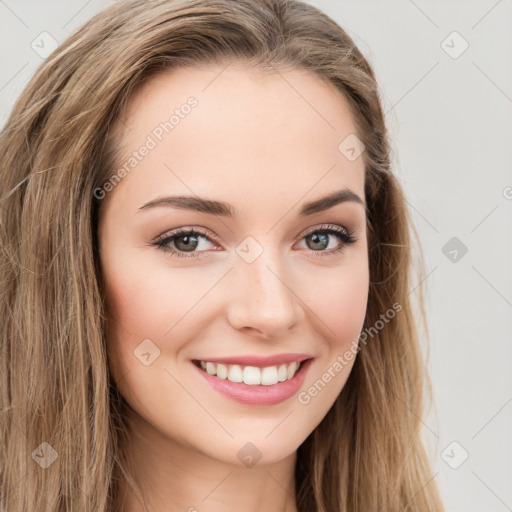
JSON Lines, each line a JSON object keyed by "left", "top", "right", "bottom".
{"left": 98, "top": 62, "right": 369, "bottom": 512}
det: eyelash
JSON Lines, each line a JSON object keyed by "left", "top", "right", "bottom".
{"left": 152, "top": 223, "right": 357, "bottom": 260}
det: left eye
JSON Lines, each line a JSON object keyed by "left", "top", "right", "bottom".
{"left": 297, "top": 227, "right": 356, "bottom": 255}
{"left": 152, "top": 224, "right": 357, "bottom": 259}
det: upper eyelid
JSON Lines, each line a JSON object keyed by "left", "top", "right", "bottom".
{"left": 156, "top": 223, "right": 350, "bottom": 243}
{"left": 155, "top": 226, "right": 217, "bottom": 245}
{"left": 301, "top": 223, "right": 350, "bottom": 236}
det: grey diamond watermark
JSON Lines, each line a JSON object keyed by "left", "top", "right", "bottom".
{"left": 236, "top": 236, "right": 263, "bottom": 264}
{"left": 237, "top": 442, "right": 262, "bottom": 467}
{"left": 31, "top": 441, "right": 58, "bottom": 469}
{"left": 134, "top": 338, "right": 161, "bottom": 366}
{"left": 441, "top": 31, "right": 469, "bottom": 59}
{"left": 441, "top": 440, "right": 469, "bottom": 469}
{"left": 338, "top": 133, "right": 365, "bottom": 161}
{"left": 442, "top": 236, "right": 468, "bottom": 263}
{"left": 31, "top": 31, "right": 59, "bottom": 59}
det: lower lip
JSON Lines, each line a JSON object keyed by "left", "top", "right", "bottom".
{"left": 192, "top": 359, "right": 313, "bottom": 406}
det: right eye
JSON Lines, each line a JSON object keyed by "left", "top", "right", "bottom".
{"left": 152, "top": 227, "right": 220, "bottom": 259}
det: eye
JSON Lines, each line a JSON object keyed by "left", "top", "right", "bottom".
{"left": 152, "top": 227, "right": 218, "bottom": 259}
{"left": 151, "top": 223, "right": 357, "bottom": 259}
{"left": 295, "top": 223, "right": 357, "bottom": 258}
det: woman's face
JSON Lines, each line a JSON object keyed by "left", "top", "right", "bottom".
{"left": 98, "top": 63, "right": 369, "bottom": 466}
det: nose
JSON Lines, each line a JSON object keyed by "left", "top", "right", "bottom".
{"left": 226, "top": 249, "right": 304, "bottom": 339}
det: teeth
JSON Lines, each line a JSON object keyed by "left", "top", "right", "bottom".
{"left": 287, "top": 362, "right": 299, "bottom": 380}
{"left": 228, "top": 364, "right": 243, "bottom": 383}
{"left": 216, "top": 363, "right": 228, "bottom": 380}
{"left": 243, "top": 366, "right": 261, "bottom": 385}
{"left": 197, "top": 360, "right": 302, "bottom": 385}
{"left": 277, "top": 364, "right": 287, "bottom": 382}
{"left": 261, "top": 366, "right": 278, "bottom": 385}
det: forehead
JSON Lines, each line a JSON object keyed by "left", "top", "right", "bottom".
{"left": 106, "top": 63, "right": 366, "bottom": 216}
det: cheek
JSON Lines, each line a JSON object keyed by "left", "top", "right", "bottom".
{"left": 101, "top": 246, "right": 225, "bottom": 384}
{"left": 333, "top": 272, "right": 369, "bottom": 341}
{"left": 295, "top": 263, "right": 368, "bottom": 425}
{"left": 305, "top": 257, "right": 369, "bottom": 346}
{"left": 101, "top": 248, "right": 177, "bottom": 379}
{"left": 102, "top": 247, "right": 207, "bottom": 337}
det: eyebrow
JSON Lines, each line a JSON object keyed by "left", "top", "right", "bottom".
{"left": 137, "top": 188, "right": 365, "bottom": 217}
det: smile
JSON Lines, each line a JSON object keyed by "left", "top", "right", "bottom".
{"left": 191, "top": 355, "right": 314, "bottom": 405}
{"left": 195, "top": 360, "right": 301, "bottom": 385}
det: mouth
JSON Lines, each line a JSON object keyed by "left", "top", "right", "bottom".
{"left": 192, "top": 358, "right": 308, "bottom": 385}
{"left": 191, "top": 356, "right": 314, "bottom": 405}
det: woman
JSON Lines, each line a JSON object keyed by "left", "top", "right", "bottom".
{"left": 0, "top": 0, "right": 444, "bottom": 510}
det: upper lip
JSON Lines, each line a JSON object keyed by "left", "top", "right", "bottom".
{"left": 193, "top": 353, "right": 313, "bottom": 367}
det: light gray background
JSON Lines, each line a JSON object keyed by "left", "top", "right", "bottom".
{"left": 1, "top": 1, "right": 511, "bottom": 511}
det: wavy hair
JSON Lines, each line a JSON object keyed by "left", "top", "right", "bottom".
{"left": 0, "top": 0, "right": 444, "bottom": 510}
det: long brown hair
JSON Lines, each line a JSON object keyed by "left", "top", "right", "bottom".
{"left": 0, "top": 0, "right": 444, "bottom": 510}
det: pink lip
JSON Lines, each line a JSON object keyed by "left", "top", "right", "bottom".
{"left": 192, "top": 357, "right": 314, "bottom": 406}
{"left": 193, "top": 353, "right": 312, "bottom": 367}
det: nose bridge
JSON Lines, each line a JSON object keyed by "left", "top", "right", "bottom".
{"left": 227, "top": 239, "right": 301, "bottom": 335}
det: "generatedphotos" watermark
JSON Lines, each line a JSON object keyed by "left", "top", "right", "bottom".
{"left": 297, "top": 301, "right": 402, "bottom": 405}
{"left": 93, "top": 96, "right": 198, "bottom": 200}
